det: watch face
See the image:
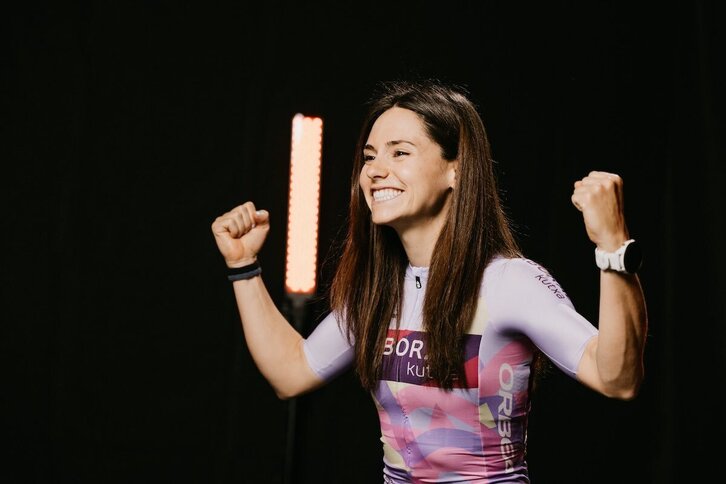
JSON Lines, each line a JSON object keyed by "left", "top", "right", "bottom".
{"left": 624, "top": 240, "right": 643, "bottom": 273}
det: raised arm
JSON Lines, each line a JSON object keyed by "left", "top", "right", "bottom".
{"left": 211, "top": 201, "right": 324, "bottom": 399}
{"left": 571, "top": 171, "right": 648, "bottom": 399}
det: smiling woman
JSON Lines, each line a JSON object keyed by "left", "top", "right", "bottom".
{"left": 360, "top": 107, "right": 457, "bottom": 260}
{"left": 210, "top": 79, "right": 648, "bottom": 483}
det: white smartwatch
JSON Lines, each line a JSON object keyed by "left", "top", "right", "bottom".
{"left": 594, "top": 239, "right": 643, "bottom": 274}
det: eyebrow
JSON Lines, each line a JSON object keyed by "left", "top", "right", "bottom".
{"left": 363, "top": 140, "right": 416, "bottom": 152}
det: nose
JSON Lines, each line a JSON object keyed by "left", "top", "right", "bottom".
{"left": 365, "top": 157, "right": 388, "bottom": 180}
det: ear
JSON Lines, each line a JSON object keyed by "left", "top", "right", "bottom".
{"left": 447, "top": 159, "right": 459, "bottom": 189}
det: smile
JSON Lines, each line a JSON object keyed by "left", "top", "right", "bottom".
{"left": 373, "top": 189, "right": 403, "bottom": 202}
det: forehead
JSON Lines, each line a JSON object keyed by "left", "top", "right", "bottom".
{"left": 366, "top": 107, "right": 427, "bottom": 145}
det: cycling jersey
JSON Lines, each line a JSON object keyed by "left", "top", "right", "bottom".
{"left": 303, "top": 255, "right": 598, "bottom": 483}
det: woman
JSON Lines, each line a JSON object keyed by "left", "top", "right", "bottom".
{"left": 211, "top": 79, "right": 648, "bottom": 483}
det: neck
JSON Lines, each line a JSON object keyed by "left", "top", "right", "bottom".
{"left": 395, "top": 214, "right": 447, "bottom": 267}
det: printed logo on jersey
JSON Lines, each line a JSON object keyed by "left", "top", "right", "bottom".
{"left": 497, "top": 362, "right": 516, "bottom": 473}
{"left": 380, "top": 329, "right": 480, "bottom": 388}
{"left": 524, "top": 258, "right": 568, "bottom": 299}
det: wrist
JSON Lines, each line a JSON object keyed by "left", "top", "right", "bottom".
{"left": 594, "top": 238, "right": 643, "bottom": 274}
{"left": 226, "top": 256, "right": 257, "bottom": 269}
{"left": 227, "top": 259, "right": 262, "bottom": 282}
{"left": 596, "top": 233, "right": 630, "bottom": 252}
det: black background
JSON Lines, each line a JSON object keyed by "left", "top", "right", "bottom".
{"left": 3, "top": 1, "right": 724, "bottom": 483}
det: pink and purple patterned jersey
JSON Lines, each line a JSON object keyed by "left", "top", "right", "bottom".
{"left": 303, "top": 255, "right": 598, "bottom": 483}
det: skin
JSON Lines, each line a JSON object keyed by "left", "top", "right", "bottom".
{"left": 211, "top": 203, "right": 323, "bottom": 399}
{"left": 211, "top": 107, "right": 647, "bottom": 400}
{"left": 571, "top": 172, "right": 648, "bottom": 399}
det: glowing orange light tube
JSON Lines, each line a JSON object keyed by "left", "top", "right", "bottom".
{"left": 285, "top": 113, "right": 323, "bottom": 295}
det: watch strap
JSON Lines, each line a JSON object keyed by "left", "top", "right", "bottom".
{"left": 595, "top": 239, "right": 635, "bottom": 273}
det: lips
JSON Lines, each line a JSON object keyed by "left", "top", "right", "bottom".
{"left": 372, "top": 188, "right": 403, "bottom": 202}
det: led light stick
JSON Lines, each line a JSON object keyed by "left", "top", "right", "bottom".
{"left": 283, "top": 113, "right": 322, "bottom": 484}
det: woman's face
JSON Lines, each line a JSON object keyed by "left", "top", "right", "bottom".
{"left": 359, "top": 107, "right": 456, "bottom": 233}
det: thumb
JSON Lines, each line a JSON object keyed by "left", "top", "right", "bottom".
{"left": 254, "top": 209, "right": 270, "bottom": 226}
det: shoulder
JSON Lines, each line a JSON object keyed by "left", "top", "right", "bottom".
{"left": 481, "top": 255, "right": 572, "bottom": 305}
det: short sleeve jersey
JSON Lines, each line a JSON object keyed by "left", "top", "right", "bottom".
{"left": 303, "top": 255, "right": 598, "bottom": 483}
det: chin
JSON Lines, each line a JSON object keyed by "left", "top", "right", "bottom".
{"left": 369, "top": 206, "right": 407, "bottom": 229}
{"left": 370, "top": 217, "right": 392, "bottom": 226}
{"left": 370, "top": 212, "right": 397, "bottom": 227}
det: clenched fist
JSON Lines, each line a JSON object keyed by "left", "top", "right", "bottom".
{"left": 211, "top": 201, "right": 270, "bottom": 268}
{"left": 571, "top": 171, "right": 630, "bottom": 252}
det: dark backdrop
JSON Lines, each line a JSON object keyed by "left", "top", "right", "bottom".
{"left": 3, "top": 1, "right": 724, "bottom": 483}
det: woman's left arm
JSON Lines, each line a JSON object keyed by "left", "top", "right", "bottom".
{"left": 571, "top": 171, "right": 649, "bottom": 400}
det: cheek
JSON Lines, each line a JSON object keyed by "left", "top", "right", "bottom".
{"left": 359, "top": 170, "right": 372, "bottom": 208}
{"left": 427, "top": 163, "right": 453, "bottom": 192}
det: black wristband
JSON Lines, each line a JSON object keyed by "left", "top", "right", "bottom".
{"left": 227, "top": 260, "right": 262, "bottom": 282}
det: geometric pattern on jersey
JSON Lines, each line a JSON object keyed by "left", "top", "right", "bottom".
{"left": 303, "top": 255, "right": 598, "bottom": 483}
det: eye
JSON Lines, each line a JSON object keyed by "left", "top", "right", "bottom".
{"left": 393, "top": 150, "right": 409, "bottom": 158}
{"left": 363, "top": 154, "right": 375, "bottom": 163}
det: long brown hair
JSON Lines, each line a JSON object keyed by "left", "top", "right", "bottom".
{"left": 329, "top": 79, "right": 526, "bottom": 391}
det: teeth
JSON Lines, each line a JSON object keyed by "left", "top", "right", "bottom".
{"left": 373, "top": 189, "right": 403, "bottom": 202}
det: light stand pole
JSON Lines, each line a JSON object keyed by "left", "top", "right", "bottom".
{"left": 281, "top": 113, "right": 322, "bottom": 484}
{"left": 283, "top": 293, "right": 310, "bottom": 484}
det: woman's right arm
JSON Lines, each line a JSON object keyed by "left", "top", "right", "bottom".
{"left": 211, "top": 201, "right": 325, "bottom": 400}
